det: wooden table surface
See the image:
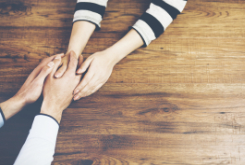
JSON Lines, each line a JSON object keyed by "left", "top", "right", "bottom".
{"left": 1, "top": 0, "right": 245, "bottom": 164}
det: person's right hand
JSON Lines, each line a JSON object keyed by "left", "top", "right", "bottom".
{"left": 40, "top": 51, "right": 83, "bottom": 123}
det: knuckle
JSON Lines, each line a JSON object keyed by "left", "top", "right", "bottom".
{"left": 41, "top": 66, "right": 50, "bottom": 73}
{"left": 42, "top": 66, "right": 49, "bottom": 72}
{"left": 33, "top": 80, "right": 42, "bottom": 86}
{"left": 41, "top": 58, "right": 48, "bottom": 63}
{"left": 67, "top": 73, "right": 74, "bottom": 78}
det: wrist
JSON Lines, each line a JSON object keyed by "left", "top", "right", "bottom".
{"left": 0, "top": 96, "right": 25, "bottom": 120}
{"left": 103, "top": 29, "right": 144, "bottom": 65}
{"left": 66, "top": 48, "right": 81, "bottom": 58}
{"left": 103, "top": 47, "right": 127, "bottom": 65}
{"left": 40, "top": 103, "right": 62, "bottom": 123}
{"left": 67, "top": 21, "right": 96, "bottom": 57}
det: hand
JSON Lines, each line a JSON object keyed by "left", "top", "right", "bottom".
{"left": 73, "top": 50, "right": 116, "bottom": 100}
{"left": 41, "top": 51, "right": 83, "bottom": 123}
{"left": 15, "top": 53, "right": 65, "bottom": 104}
{"left": 54, "top": 51, "right": 78, "bottom": 78}
{"left": 0, "top": 53, "right": 64, "bottom": 120}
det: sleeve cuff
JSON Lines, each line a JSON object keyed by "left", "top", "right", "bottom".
{"left": 130, "top": 26, "right": 147, "bottom": 47}
{"left": 73, "top": 2, "right": 107, "bottom": 31}
{"left": 0, "top": 107, "right": 6, "bottom": 128}
{"left": 38, "top": 113, "right": 60, "bottom": 126}
{"left": 27, "top": 114, "right": 59, "bottom": 144}
{"left": 73, "top": 19, "right": 101, "bottom": 31}
{"left": 131, "top": 19, "right": 155, "bottom": 47}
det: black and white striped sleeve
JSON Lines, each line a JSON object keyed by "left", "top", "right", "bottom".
{"left": 132, "top": 0, "right": 187, "bottom": 46}
{"left": 73, "top": 0, "right": 108, "bottom": 30}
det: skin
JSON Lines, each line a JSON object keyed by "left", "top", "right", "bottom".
{"left": 0, "top": 53, "right": 64, "bottom": 120}
{"left": 54, "top": 21, "right": 96, "bottom": 78}
{"left": 56, "top": 21, "right": 144, "bottom": 100}
{"left": 0, "top": 51, "right": 83, "bottom": 123}
{"left": 41, "top": 51, "right": 83, "bottom": 123}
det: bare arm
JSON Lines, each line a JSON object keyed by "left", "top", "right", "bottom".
{"left": 55, "top": 21, "right": 95, "bottom": 78}
{"left": 67, "top": 21, "right": 96, "bottom": 57}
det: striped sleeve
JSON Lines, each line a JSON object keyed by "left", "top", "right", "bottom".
{"left": 73, "top": 0, "right": 108, "bottom": 30}
{"left": 132, "top": 0, "right": 188, "bottom": 46}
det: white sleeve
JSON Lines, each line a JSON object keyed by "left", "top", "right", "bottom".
{"left": 14, "top": 114, "right": 59, "bottom": 165}
{"left": 0, "top": 107, "right": 5, "bottom": 128}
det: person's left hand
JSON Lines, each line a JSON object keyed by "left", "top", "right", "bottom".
{"left": 0, "top": 53, "right": 64, "bottom": 120}
{"left": 73, "top": 50, "right": 116, "bottom": 100}
{"left": 14, "top": 53, "right": 64, "bottom": 105}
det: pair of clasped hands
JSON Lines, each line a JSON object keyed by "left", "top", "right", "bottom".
{"left": 1, "top": 51, "right": 91, "bottom": 123}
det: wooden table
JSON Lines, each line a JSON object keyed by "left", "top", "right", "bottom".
{"left": 1, "top": 0, "right": 245, "bottom": 164}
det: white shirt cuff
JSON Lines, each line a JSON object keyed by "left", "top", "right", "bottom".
{"left": 0, "top": 107, "right": 5, "bottom": 128}
{"left": 14, "top": 114, "right": 59, "bottom": 165}
{"left": 28, "top": 114, "right": 59, "bottom": 144}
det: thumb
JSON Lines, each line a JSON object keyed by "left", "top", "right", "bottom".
{"left": 78, "top": 55, "right": 84, "bottom": 68}
{"left": 76, "top": 56, "right": 93, "bottom": 74}
{"left": 35, "top": 61, "right": 54, "bottom": 83}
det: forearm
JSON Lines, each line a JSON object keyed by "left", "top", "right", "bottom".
{"left": 106, "top": 29, "right": 144, "bottom": 65}
{"left": 67, "top": 21, "right": 96, "bottom": 57}
{"left": 0, "top": 97, "right": 25, "bottom": 120}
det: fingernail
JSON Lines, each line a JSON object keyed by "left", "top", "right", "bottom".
{"left": 74, "top": 89, "right": 80, "bottom": 95}
{"left": 47, "top": 62, "right": 54, "bottom": 68}
{"left": 74, "top": 95, "right": 80, "bottom": 101}
{"left": 55, "top": 73, "right": 60, "bottom": 78}
{"left": 55, "top": 56, "right": 61, "bottom": 60}
{"left": 77, "top": 69, "right": 83, "bottom": 74}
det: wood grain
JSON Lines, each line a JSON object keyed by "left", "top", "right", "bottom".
{"left": 0, "top": 0, "right": 245, "bottom": 164}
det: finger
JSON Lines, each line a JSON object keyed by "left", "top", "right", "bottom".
{"left": 34, "top": 53, "right": 64, "bottom": 75}
{"left": 73, "top": 85, "right": 91, "bottom": 100}
{"left": 76, "top": 56, "right": 93, "bottom": 74}
{"left": 66, "top": 51, "right": 79, "bottom": 75}
{"left": 73, "top": 75, "right": 100, "bottom": 100}
{"left": 35, "top": 61, "right": 55, "bottom": 84}
{"left": 78, "top": 55, "right": 84, "bottom": 69}
{"left": 54, "top": 54, "right": 70, "bottom": 78}
{"left": 73, "top": 70, "right": 95, "bottom": 95}
{"left": 82, "top": 77, "right": 100, "bottom": 94}
{"left": 73, "top": 80, "right": 101, "bottom": 100}
{"left": 90, "top": 83, "right": 103, "bottom": 95}
{"left": 50, "top": 55, "right": 62, "bottom": 75}
{"left": 54, "top": 62, "right": 67, "bottom": 78}
{"left": 39, "top": 53, "right": 64, "bottom": 69}
{"left": 24, "top": 53, "right": 64, "bottom": 84}
{"left": 58, "top": 53, "right": 65, "bottom": 58}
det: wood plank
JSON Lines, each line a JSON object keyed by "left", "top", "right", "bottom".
{"left": 1, "top": 0, "right": 245, "bottom": 164}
